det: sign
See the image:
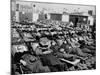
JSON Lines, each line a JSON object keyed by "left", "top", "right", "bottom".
{"left": 62, "top": 14, "right": 69, "bottom": 22}
{"left": 19, "top": 4, "right": 33, "bottom": 12}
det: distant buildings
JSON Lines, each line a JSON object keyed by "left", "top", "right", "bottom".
{"left": 11, "top": 1, "right": 95, "bottom": 26}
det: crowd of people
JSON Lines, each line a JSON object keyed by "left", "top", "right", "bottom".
{"left": 11, "top": 19, "right": 96, "bottom": 75}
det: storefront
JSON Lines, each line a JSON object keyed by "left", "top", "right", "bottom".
{"left": 69, "top": 14, "right": 88, "bottom": 27}
{"left": 50, "top": 13, "right": 62, "bottom": 21}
